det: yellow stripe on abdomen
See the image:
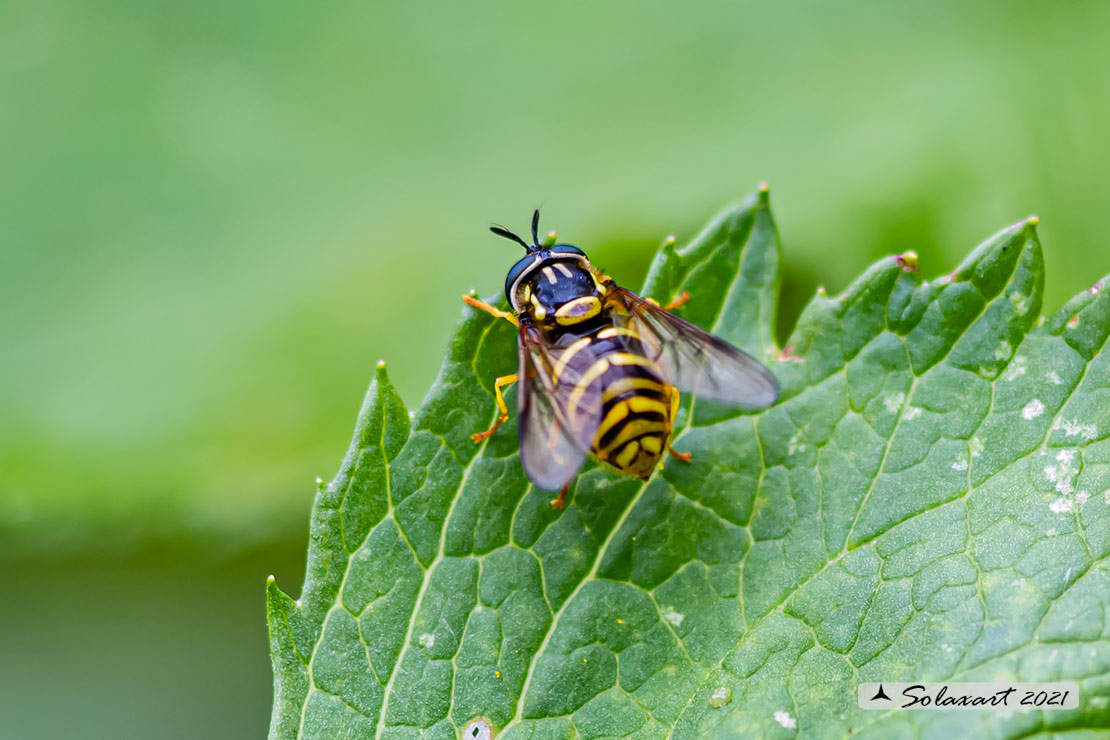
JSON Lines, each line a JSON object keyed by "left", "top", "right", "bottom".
{"left": 602, "top": 376, "right": 665, "bottom": 402}
{"left": 599, "top": 417, "right": 667, "bottom": 454}
{"left": 596, "top": 401, "right": 630, "bottom": 442}
{"left": 608, "top": 352, "right": 658, "bottom": 370}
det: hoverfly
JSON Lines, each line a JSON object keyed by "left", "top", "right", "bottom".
{"left": 463, "top": 210, "right": 779, "bottom": 509}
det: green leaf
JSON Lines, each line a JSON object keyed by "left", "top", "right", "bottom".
{"left": 268, "top": 190, "right": 1110, "bottom": 739}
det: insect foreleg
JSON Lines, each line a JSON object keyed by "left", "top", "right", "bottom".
{"left": 462, "top": 293, "right": 519, "bottom": 326}
{"left": 470, "top": 373, "right": 519, "bottom": 443}
{"left": 663, "top": 291, "right": 691, "bottom": 310}
{"left": 643, "top": 290, "right": 690, "bottom": 311}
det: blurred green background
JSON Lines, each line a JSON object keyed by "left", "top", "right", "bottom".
{"left": 3, "top": 0, "right": 1109, "bottom": 736}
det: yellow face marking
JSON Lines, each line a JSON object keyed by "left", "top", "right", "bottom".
{"left": 554, "top": 262, "right": 574, "bottom": 278}
{"left": 598, "top": 327, "right": 640, "bottom": 340}
{"left": 589, "top": 269, "right": 608, "bottom": 294}
{"left": 627, "top": 395, "right": 668, "bottom": 416}
{"left": 602, "top": 376, "right": 666, "bottom": 402}
{"left": 552, "top": 336, "right": 594, "bottom": 382}
{"left": 555, "top": 296, "right": 601, "bottom": 325}
{"left": 597, "top": 401, "right": 630, "bottom": 441}
{"left": 568, "top": 357, "right": 610, "bottom": 417}
{"left": 640, "top": 435, "right": 662, "bottom": 454}
{"left": 542, "top": 266, "right": 558, "bottom": 284}
{"left": 614, "top": 440, "right": 641, "bottom": 468}
{"left": 529, "top": 293, "right": 546, "bottom": 320}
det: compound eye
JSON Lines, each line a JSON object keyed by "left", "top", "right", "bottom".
{"left": 549, "top": 244, "right": 585, "bottom": 257}
{"left": 504, "top": 255, "right": 539, "bottom": 303}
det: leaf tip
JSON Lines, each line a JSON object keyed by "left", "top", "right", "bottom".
{"left": 1018, "top": 215, "right": 1040, "bottom": 240}
{"left": 375, "top": 361, "right": 395, "bottom": 389}
{"left": 895, "top": 251, "right": 919, "bottom": 272}
{"left": 265, "top": 574, "right": 284, "bottom": 604}
{"left": 757, "top": 181, "right": 771, "bottom": 205}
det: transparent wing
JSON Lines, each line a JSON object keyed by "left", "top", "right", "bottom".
{"left": 608, "top": 286, "right": 779, "bottom": 409}
{"left": 516, "top": 322, "right": 605, "bottom": 491}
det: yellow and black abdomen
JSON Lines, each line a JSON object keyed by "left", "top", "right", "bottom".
{"left": 587, "top": 329, "right": 676, "bottom": 479}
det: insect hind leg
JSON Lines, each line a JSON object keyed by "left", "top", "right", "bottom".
{"left": 667, "top": 446, "right": 692, "bottom": 463}
{"left": 550, "top": 482, "right": 570, "bottom": 510}
{"left": 471, "top": 373, "right": 519, "bottom": 443}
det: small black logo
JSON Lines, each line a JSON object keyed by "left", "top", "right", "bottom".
{"left": 870, "top": 684, "right": 892, "bottom": 701}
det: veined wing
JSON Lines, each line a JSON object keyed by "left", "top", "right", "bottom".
{"left": 607, "top": 285, "right": 779, "bottom": 410}
{"left": 516, "top": 321, "right": 605, "bottom": 491}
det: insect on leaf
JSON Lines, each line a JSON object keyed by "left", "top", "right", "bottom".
{"left": 268, "top": 188, "right": 1110, "bottom": 739}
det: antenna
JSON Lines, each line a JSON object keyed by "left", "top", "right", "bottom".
{"left": 489, "top": 225, "right": 530, "bottom": 251}
{"left": 490, "top": 209, "right": 545, "bottom": 252}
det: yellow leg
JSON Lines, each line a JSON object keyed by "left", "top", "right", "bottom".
{"left": 550, "top": 483, "right": 570, "bottom": 510}
{"left": 667, "top": 446, "right": 692, "bottom": 463}
{"left": 462, "top": 293, "right": 519, "bottom": 326}
{"left": 645, "top": 291, "right": 690, "bottom": 311}
{"left": 471, "top": 373, "right": 519, "bottom": 443}
{"left": 664, "top": 291, "right": 690, "bottom": 310}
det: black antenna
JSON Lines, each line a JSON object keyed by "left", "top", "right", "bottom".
{"left": 489, "top": 224, "right": 530, "bottom": 251}
{"left": 530, "top": 209, "right": 541, "bottom": 247}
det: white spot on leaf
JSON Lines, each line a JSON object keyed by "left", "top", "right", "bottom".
{"left": 1059, "top": 419, "right": 1097, "bottom": 440}
{"left": 1021, "top": 400, "right": 1044, "bottom": 420}
{"left": 419, "top": 633, "right": 435, "bottom": 649}
{"left": 883, "top": 392, "right": 906, "bottom": 414}
{"left": 1047, "top": 370, "right": 1063, "bottom": 385}
{"left": 904, "top": 407, "right": 922, "bottom": 421}
{"left": 1002, "top": 357, "right": 1026, "bottom": 382}
{"left": 1077, "top": 490, "right": 1090, "bottom": 505}
{"left": 788, "top": 432, "right": 806, "bottom": 455}
{"left": 774, "top": 710, "right": 796, "bottom": 729}
{"left": 969, "top": 437, "right": 984, "bottom": 458}
{"left": 662, "top": 606, "right": 684, "bottom": 627}
{"left": 709, "top": 686, "right": 733, "bottom": 707}
{"left": 463, "top": 718, "right": 493, "bottom": 740}
{"left": 994, "top": 340, "right": 1013, "bottom": 361}
{"left": 1044, "top": 449, "right": 1078, "bottom": 494}
{"left": 1049, "top": 497, "right": 1073, "bottom": 514}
